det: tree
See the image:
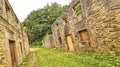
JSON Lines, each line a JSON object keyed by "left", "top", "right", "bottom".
{"left": 22, "top": 2, "right": 67, "bottom": 46}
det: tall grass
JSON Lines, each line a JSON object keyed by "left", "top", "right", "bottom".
{"left": 35, "top": 47, "right": 120, "bottom": 67}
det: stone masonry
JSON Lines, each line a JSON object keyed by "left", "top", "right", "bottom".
{"left": 43, "top": 0, "right": 120, "bottom": 55}
{"left": 42, "top": 35, "right": 55, "bottom": 48}
{"left": 0, "top": 0, "right": 29, "bottom": 67}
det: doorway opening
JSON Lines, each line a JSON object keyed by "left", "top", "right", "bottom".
{"left": 66, "top": 35, "right": 74, "bottom": 51}
{"left": 9, "top": 40, "right": 17, "bottom": 67}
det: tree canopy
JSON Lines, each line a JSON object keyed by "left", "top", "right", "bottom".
{"left": 22, "top": 3, "right": 67, "bottom": 45}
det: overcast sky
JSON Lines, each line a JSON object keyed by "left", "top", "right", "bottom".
{"left": 8, "top": 0, "right": 72, "bottom": 22}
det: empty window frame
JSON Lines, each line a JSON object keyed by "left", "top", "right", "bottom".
{"left": 0, "top": 6, "right": 2, "bottom": 16}
{"left": 0, "top": 0, "right": 2, "bottom": 14}
{"left": 5, "top": 1, "right": 12, "bottom": 23}
{"left": 73, "top": 2, "right": 82, "bottom": 16}
{"left": 79, "top": 29, "right": 89, "bottom": 42}
{"left": 56, "top": 23, "right": 58, "bottom": 27}
{"left": 20, "top": 42, "right": 23, "bottom": 55}
{"left": 62, "top": 16, "right": 67, "bottom": 23}
{"left": 56, "top": 23, "right": 60, "bottom": 36}
{"left": 58, "top": 37, "right": 62, "bottom": 43}
{"left": 5, "top": 1, "right": 10, "bottom": 15}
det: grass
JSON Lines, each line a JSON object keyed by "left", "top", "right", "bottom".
{"left": 20, "top": 47, "right": 120, "bottom": 67}
{"left": 18, "top": 51, "right": 37, "bottom": 67}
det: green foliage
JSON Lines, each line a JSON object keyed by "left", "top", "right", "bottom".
{"left": 20, "top": 47, "right": 120, "bottom": 67}
{"left": 74, "top": 4, "right": 82, "bottom": 16}
{"left": 22, "top": 3, "right": 67, "bottom": 45}
{"left": 75, "top": 6, "right": 82, "bottom": 16}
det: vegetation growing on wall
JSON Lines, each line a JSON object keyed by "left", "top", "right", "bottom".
{"left": 73, "top": 2, "right": 82, "bottom": 16}
{"left": 22, "top": 3, "right": 67, "bottom": 46}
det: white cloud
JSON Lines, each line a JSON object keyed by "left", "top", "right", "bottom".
{"left": 8, "top": 0, "right": 72, "bottom": 22}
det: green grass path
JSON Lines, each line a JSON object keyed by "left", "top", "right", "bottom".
{"left": 18, "top": 48, "right": 38, "bottom": 67}
{"left": 20, "top": 47, "right": 120, "bottom": 67}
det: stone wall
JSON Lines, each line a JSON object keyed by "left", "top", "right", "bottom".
{"left": 43, "top": 0, "right": 120, "bottom": 55}
{"left": 0, "top": 0, "right": 29, "bottom": 67}
{"left": 85, "top": 0, "right": 120, "bottom": 54}
{"left": 42, "top": 35, "right": 55, "bottom": 48}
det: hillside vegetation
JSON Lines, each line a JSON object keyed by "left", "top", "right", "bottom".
{"left": 22, "top": 3, "right": 67, "bottom": 45}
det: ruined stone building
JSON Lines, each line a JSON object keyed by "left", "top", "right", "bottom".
{"left": 0, "top": 0, "right": 29, "bottom": 67}
{"left": 43, "top": 0, "right": 120, "bottom": 55}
